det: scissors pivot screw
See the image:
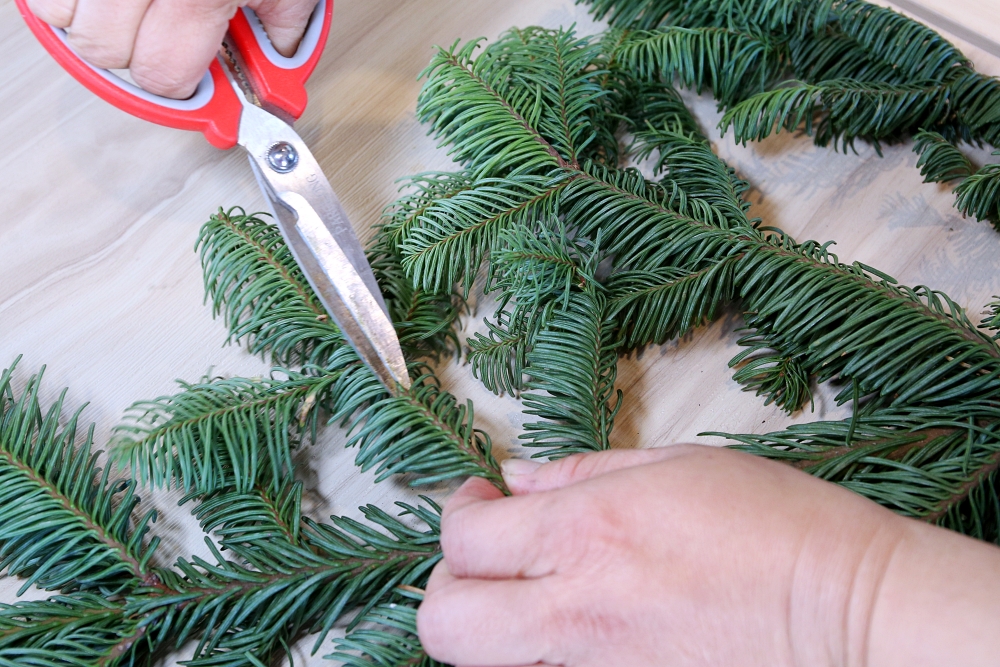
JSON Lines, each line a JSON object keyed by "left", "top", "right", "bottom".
{"left": 267, "top": 142, "right": 299, "bottom": 173}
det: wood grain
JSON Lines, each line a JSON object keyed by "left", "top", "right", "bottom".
{"left": 0, "top": 0, "right": 996, "bottom": 663}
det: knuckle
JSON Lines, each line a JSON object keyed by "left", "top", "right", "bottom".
{"left": 28, "top": 0, "right": 74, "bottom": 27}
{"left": 67, "top": 33, "right": 130, "bottom": 69}
{"left": 438, "top": 508, "right": 472, "bottom": 572}
{"left": 549, "top": 495, "right": 621, "bottom": 564}
{"left": 129, "top": 62, "right": 197, "bottom": 99}
{"left": 554, "top": 453, "right": 593, "bottom": 484}
{"left": 415, "top": 595, "right": 450, "bottom": 659}
{"left": 535, "top": 578, "right": 623, "bottom": 663}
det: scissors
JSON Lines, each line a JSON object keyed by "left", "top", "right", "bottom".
{"left": 15, "top": 0, "right": 411, "bottom": 395}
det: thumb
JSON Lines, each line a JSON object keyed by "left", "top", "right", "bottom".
{"left": 247, "top": 0, "right": 321, "bottom": 56}
{"left": 502, "top": 446, "right": 693, "bottom": 495}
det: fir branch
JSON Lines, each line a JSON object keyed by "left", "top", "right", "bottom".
{"left": 982, "top": 297, "right": 1000, "bottom": 341}
{"left": 788, "top": 27, "right": 907, "bottom": 85}
{"left": 713, "top": 404, "right": 1000, "bottom": 543}
{"left": 0, "top": 594, "right": 151, "bottom": 667}
{"left": 490, "top": 221, "right": 601, "bottom": 308}
{"left": 192, "top": 480, "right": 306, "bottom": 556}
{"left": 0, "top": 363, "right": 157, "bottom": 596}
{"left": 133, "top": 504, "right": 441, "bottom": 665}
{"left": 397, "top": 174, "right": 571, "bottom": 295}
{"left": 379, "top": 172, "right": 479, "bottom": 254}
{"left": 581, "top": 0, "right": 828, "bottom": 33}
{"left": 521, "top": 291, "right": 623, "bottom": 458}
{"left": 347, "top": 373, "right": 505, "bottom": 490}
{"left": 416, "top": 39, "right": 569, "bottom": 175}
{"left": 954, "top": 160, "right": 1000, "bottom": 228}
{"left": 628, "top": 80, "right": 706, "bottom": 141}
{"left": 113, "top": 369, "right": 341, "bottom": 496}
{"left": 913, "top": 130, "right": 974, "bottom": 184}
{"left": 198, "top": 209, "right": 344, "bottom": 368}
{"left": 489, "top": 27, "right": 611, "bottom": 166}
{"left": 630, "top": 104, "right": 754, "bottom": 228}
{"left": 728, "top": 326, "right": 813, "bottom": 413}
{"left": 616, "top": 26, "right": 783, "bottom": 106}
{"left": 950, "top": 69, "right": 1000, "bottom": 142}
{"left": 467, "top": 300, "right": 556, "bottom": 397}
{"left": 368, "top": 240, "right": 462, "bottom": 358}
{"left": 608, "top": 260, "right": 739, "bottom": 347}
{"left": 327, "top": 602, "right": 442, "bottom": 667}
{"left": 832, "top": 0, "right": 968, "bottom": 82}
{"left": 721, "top": 79, "right": 951, "bottom": 149}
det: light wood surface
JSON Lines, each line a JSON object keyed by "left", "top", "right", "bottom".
{"left": 0, "top": 0, "right": 996, "bottom": 663}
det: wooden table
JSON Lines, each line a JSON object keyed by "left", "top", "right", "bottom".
{"left": 0, "top": 0, "right": 996, "bottom": 663}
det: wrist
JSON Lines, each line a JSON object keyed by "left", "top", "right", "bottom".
{"left": 787, "top": 506, "right": 907, "bottom": 667}
{"left": 864, "top": 519, "right": 1000, "bottom": 667}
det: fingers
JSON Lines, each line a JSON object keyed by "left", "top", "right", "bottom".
{"left": 419, "top": 560, "right": 555, "bottom": 666}
{"left": 65, "top": 0, "right": 154, "bottom": 69}
{"left": 26, "top": 0, "right": 77, "bottom": 27}
{"left": 249, "top": 0, "right": 321, "bottom": 56}
{"left": 503, "top": 446, "right": 692, "bottom": 495}
{"left": 130, "top": 0, "right": 238, "bottom": 98}
{"left": 28, "top": 0, "right": 318, "bottom": 98}
{"left": 440, "top": 477, "right": 558, "bottom": 579}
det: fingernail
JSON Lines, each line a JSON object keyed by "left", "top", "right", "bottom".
{"left": 501, "top": 458, "right": 541, "bottom": 477}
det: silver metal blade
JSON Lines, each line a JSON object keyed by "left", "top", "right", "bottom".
{"left": 232, "top": 80, "right": 410, "bottom": 394}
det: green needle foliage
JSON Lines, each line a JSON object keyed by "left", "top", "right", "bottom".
{"left": 4, "top": 14, "right": 1000, "bottom": 667}
{"left": 327, "top": 598, "right": 443, "bottom": 667}
{"left": 580, "top": 0, "right": 1000, "bottom": 229}
{"left": 398, "top": 23, "right": 1000, "bottom": 544}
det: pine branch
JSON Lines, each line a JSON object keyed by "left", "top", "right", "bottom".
{"left": 0, "top": 363, "right": 158, "bottom": 596}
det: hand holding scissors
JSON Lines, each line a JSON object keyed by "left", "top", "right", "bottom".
{"left": 17, "top": 0, "right": 412, "bottom": 395}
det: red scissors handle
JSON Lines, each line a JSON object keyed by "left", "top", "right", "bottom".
{"left": 15, "top": 0, "right": 333, "bottom": 149}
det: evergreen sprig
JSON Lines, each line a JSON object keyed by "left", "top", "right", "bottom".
{"left": 580, "top": 0, "right": 1000, "bottom": 228}
{"left": 0, "top": 362, "right": 158, "bottom": 597}
{"left": 401, "top": 23, "right": 1000, "bottom": 542}
{"left": 5, "top": 12, "right": 1000, "bottom": 667}
{"left": 0, "top": 363, "right": 450, "bottom": 665}
{"left": 327, "top": 599, "right": 441, "bottom": 667}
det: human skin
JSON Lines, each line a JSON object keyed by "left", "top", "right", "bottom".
{"left": 418, "top": 445, "right": 1000, "bottom": 667}
{"left": 26, "top": 0, "right": 320, "bottom": 98}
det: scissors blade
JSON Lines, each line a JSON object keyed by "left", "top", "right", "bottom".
{"left": 234, "top": 89, "right": 411, "bottom": 394}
